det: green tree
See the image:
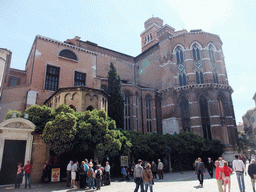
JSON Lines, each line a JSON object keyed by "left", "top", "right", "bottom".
{"left": 25, "top": 105, "right": 54, "bottom": 132}
{"left": 41, "top": 111, "right": 77, "bottom": 155}
{"left": 107, "top": 62, "right": 124, "bottom": 129}
{"left": 238, "top": 131, "right": 254, "bottom": 152}
{"left": 73, "top": 109, "right": 131, "bottom": 158}
{"left": 5, "top": 109, "right": 23, "bottom": 119}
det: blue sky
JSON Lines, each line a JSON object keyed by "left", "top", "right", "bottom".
{"left": 0, "top": 0, "right": 255, "bottom": 123}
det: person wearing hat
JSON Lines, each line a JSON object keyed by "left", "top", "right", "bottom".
{"left": 134, "top": 159, "right": 144, "bottom": 192}
{"left": 158, "top": 159, "right": 164, "bottom": 179}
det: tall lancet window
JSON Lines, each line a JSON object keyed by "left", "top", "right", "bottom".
{"left": 208, "top": 44, "right": 215, "bottom": 61}
{"left": 176, "top": 46, "right": 184, "bottom": 64}
{"left": 124, "top": 92, "right": 131, "bottom": 131}
{"left": 146, "top": 95, "right": 152, "bottom": 133}
{"left": 192, "top": 44, "right": 201, "bottom": 61}
{"left": 180, "top": 96, "right": 190, "bottom": 132}
{"left": 199, "top": 96, "right": 212, "bottom": 140}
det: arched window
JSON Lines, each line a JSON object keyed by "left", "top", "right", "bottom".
{"left": 146, "top": 95, "right": 152, "bottom": 133}
{"left": 179, "top": 73, "right": 187, "bottom": 86}
{"left": 135, "top": 94, "right": 139, "bottom": 131}
{"left": 59, "top": 49, "right": 77, "bottom": 60}
{"left": 180, "top": 97, "right": 190, "bottom": 132}
{"left": 208, "top": 44, "right": 215, "bottom": 61}
{"left": 86, "top": 105, "right": 94, "bottom": 111}
{"left": 124, "top": 92, "right": 131, "bottom": 131}
{"left": 192, "top": 44, "right": 201, "bottom": 61}
{"left": 218, "top": 95, "right": 227, "bottom": 125}
{"left": 176, "top": 46, "right": 184, "bottom": 64}
{"left": 199, "top": 96, "right": 212, "bottom": 140}
{"left": 213, "top": 71, "right": 219, "bottom": 84}
{"left": 196, "top": 71, "right": 204, "bottom": 84}
{"left": 69, "top": 105, "right": 76, "bottom": 111}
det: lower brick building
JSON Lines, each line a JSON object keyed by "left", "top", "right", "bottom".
{"left": 0, "top": 17, "right": 238, "bottom": 183}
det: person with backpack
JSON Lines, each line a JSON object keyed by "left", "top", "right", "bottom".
{"left": 143, "top": 163, "right": 153, "bottom": 192}
{"left": 95, "top": 164, "right": 102, "bottom": 190}
{"left": 87, "top": 164, "right": 95, "bottom": 189}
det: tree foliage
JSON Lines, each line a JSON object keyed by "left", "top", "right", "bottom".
{"left": 5, "top": 109, "right": 23, "bottom": 119}
{"left": 25, "top": 105, "right": 54, "bottom": 132}
{"left": 238, "top": 131, "right": 254, "bottom": 152}
{"left": 107, "top": 62, "right": 124, "bottom": 129}
{"left": 127, "top": 131, "right": 224, "bottom": 171}
{"left": 41, "top": 111, "right": 77, "bottom": 155}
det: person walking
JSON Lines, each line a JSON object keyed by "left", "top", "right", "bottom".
{"left": 206, "top": 158, "right": 214, "bottom": 178}
{"left": 195, "top": 157, "right": 205, "bottom": 187}
{"left": 66, "top": 160, "right": 73, "bottom": 187}
{"left": 134, "top": 159, "right": 144, "bottom": 192}
{"left": 157, "top": 159, "right": 164, "bottom": 179}
{"left": 215, "top": 160, "right": 223, "bottom": 192}
{"left": 24, "top": 160, "right": 32, "bottom": 189}
{"left": 143, "top": 163, "right": 153, "bottom": 192}
{"left": 233, "top": 155, "right": 246, "bottom": 192}
{"left": 223, "top": 161, "right": 232, "bottom": 192}
{"left": 248, "top": 159, "right": 256, "bottom": 192}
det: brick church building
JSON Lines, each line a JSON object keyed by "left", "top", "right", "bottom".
{"left": 0, "top": 17, "right": 238, "bottom": 183}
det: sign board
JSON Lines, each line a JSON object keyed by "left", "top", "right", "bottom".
{"left": 121, "top": 156, "right": 128, "bottom": 167}
{"left": 51, "top": 168, "right": 60, "bottom": 182}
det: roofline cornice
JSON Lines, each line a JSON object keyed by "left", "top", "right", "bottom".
{"left": 36, "top": 35, "right": 97, "bottom": 55}
{"left": 170, "top": 31, "right": 223, "bottom": 44}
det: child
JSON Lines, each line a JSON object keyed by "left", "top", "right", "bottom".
{"left": 223, "top": 161, "right": 233, "bottom": 192}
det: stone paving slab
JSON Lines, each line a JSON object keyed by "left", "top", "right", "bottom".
{"left": 0, "top": 171, "right": 253, "bottom": 192}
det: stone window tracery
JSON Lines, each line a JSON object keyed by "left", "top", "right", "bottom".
{"left": 196, "top": 71, "right": 204, "bottom": 84}
{"left": 176, "top": 46, "right": 184, "bottom": 64}
{"left": 192, "top": 44, "right": 201, "bottom": 61}
{"left": 208, "top": 44, "right": 215, "bottom": 61}
{"left": 213, "top": 71, "right": 219, "bottom": 84}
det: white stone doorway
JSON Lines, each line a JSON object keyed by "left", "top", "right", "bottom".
{"left": 0, "top": 118, "right": 35, "bottom": 185}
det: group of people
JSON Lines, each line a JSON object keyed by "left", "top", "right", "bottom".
{"left": 66, "top": 159, "right": 111, "bottom": 190}
{"left": 194, "top": 154, "right": 256, "bottom": 192}
{"left": 132, "top": 159, "right": 164, "bottom": 192}
{"left": 15, "top": 160, "right": 32, "bottom": 189}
